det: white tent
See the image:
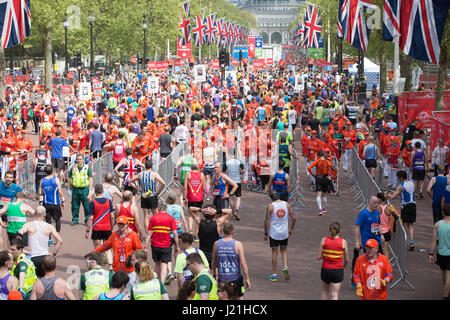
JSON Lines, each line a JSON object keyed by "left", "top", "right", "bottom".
{"left": 348, "top": 57, "right": 380, "bottom": 73}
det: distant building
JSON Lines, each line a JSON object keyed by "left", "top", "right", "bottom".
{"left": 240, "top": 0, "right": 304, "bottom": 45}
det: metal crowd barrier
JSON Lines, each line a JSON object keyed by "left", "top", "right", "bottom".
{"left": 155, "top": 142, "right": 187, "bottom": 206}
{"left": 90, "top": 152, "right": 113, "bottom": 187}
{"left": 289, "top": 148, "right": 305, "bottom": 208}
{"left": 16, "top": 156, "right": 35, "bottom": 194}
{"left": 347, "top": 147, "right": 414, "bottom": 291}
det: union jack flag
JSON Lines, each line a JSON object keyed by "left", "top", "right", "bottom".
{"left": 216, "top": 18, "right": 225, "bottom": 47}
{"left": 123, "top": 158, "right": 139, "bottom": 186}
{"left": 338, "top": 0, "right": 377, "bottom": 51}
{"left": 192, "top": 14, "right": 206, "bottom": 47}
{"left": 302, "top": 4, "right": 322, "bottom": 48}
{"left": 383, "top": 0, "right": 449, "bottom": 64}
{"left": 178, "top": 16, "right": 191, "bottom": 46}
{"left": 204, "top": 14, "right": 217, "bottom": 45}
{"left": 182, "top": 1, "right": 190, "bottom": 18}
{"left": 0, "top": 0, "right": 31, "bottom": 49}
{"left": 223, "top": 20, "right": 230, "bottom": 47}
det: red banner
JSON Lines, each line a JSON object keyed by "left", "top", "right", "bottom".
{"left": 253, "top": 59, "right": 265, "bottom": 69}
{"left": 248, "top": 36, "right": 255, "bottom": 58}
{"left": 266, "top": 58, "right": 273, "bottom": 65}
{"left": 177, "top": 39, "right": 192, "bottom": 59}
{"left": 174, "top": 59, "right": 185, "bottom": 66}
{"left": 231, "top": 58, "right": 238, "bottom": 65}
{"left": 60, "top": 85, "right": 73, "bottom": 95}
{"left": 398, "top": 91, "right": 450, "bottom": 131}
{"left": 147, "top": 61, "right": 169, "bottom": 70}
{"left": 211, "top": 59, "right": 220, "bottom": 69}
{"left": 430, "top": 118, "right": 450, "bottom": 158}
{"left": 6, "top": 75, "right": 29, "bottom": 84}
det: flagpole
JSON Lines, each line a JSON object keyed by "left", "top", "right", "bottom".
{"left": 327, "top": 3, "right": 330, "bottom": 63}
{"left": 167, "top": 38, "right": 170, "bottom": 61}
{"left": 393, "top": 36, "right": 399, "bottom": 94}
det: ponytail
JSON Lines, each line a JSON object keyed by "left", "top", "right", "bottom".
{"left": 135, "top": 261, "right": 154, "bottom": 282}
{"left": 329, "top": 222, "right": 340, "bottom": 237}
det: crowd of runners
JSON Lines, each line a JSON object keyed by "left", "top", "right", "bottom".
{"left": 0, "top": 51, "right": 448, "bottom": 301}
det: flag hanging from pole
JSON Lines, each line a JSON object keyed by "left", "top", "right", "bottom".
{"left": 383, "top": 0, "right": 449, "bottom": 64}
{"left": 303, "top": 4, "right": 322, "bottom": 48}
{"left": 0, "top": 0, "right": 31, "bottom": 48}
{"left": 192, "top": 14, "right": 206, "bottom": 47}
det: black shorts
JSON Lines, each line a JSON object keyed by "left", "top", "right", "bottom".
{"left": 51, "top": 158, "right": 65, "bottom": 169}
{"left": 232, "top": 183, "right": 241, "bottom": 197}
{"left": 202, "top": 167, "right": 214, "bottom": 176}
{"left": 365, "top": 159, "right": 377, "bottom": 169}
{"left": 91, "top": 230, "right": 112, "bottom": 241}
{"left": 278, "top": 192, "right": 289, "bottom": 201}
{"left": 31, "top": 255, "right": 46, "bottom": 278}
{"left": 8, "top": 232, "right": 28, "bottom": 246}
{"left": 320, "top": 268, "right": 344, "bottom": 284}
{"left": 349, "top": 118, "right": 356, "bottom": 126}
{"left": 151, "top": 246, "right": 172, "bottom": 263}
{"left": 44, "top": 204, "right": 62, "bottom": 220}
{"left": 160, "top": 152, "right": 171, "bottom": 158}
{"left": 401, "top": 203, "right": 416, "bottom": 224}
{"left": 382, "top": 231, "right": 391, "bottom": 242}
{"left": 269, "top": 236, "right": 288, "bottom": 248}
{"left": 213, "top": 197, "right": 229, "bottom": 211}
{"left": 141, "top": 195, "right": 158, "bottom": 209}
{"left": 188, "top": 200, "right": 204, "bottom": 208}
{"left": 124, "top": 185, "right": 137, "bottom": 195}
{"left": 412, "top": 169, "right": 425, "bottom": 181}
{"left": 315, "top": 176, "right": 330, "bottom": 193}
{"left": 437, "top": 253, "right": 450, "bottom": 270}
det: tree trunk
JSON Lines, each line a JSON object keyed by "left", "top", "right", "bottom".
{"left": 400, "top": 52, "right": 413, "bottom": 92}
{"left": 0, "top": 47, "right": 5, "bottom": 101}
{"left": 435, "top": 25, "right": 448, "bottom": 111}
{"left": 379, "top": 33, "right": 386, "bottom": 95}
{"left": 45, "top": 21, "right": 53, "bottom": 92}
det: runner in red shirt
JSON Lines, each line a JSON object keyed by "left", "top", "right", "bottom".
{"left": 145, "top": 209, "right": 179, "bottom": 284}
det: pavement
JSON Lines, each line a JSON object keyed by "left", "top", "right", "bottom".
{"left": 2, "top": 122, "right": 444, "bottom": 300}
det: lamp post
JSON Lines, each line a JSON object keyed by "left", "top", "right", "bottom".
{"left": 143, "top": 14, "right": 147, "bottom": 71}
{"left": 87, "top": 10, "right": 95, "bottom": 75}
{"left": 63, "top": 15, "right": 69, "bottom": 76}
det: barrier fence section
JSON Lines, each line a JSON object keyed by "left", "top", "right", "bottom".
{"left": 347, "top": 147, "right": 414, "bottom": 291}
{"left": 16, "top": 156, "right": 35, "bottom": 195}
{"left": 289, "top": 148, "right": 305, "bottom": 209}
{"left": 155, "top": 142, "right": 187, "bottom": 206}
{"left": 90, "top": 152, "right": 113, "bottom": 187}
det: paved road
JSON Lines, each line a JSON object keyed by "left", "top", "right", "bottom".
{"left": 2, "top": 125, "right": 443, "bottom": 300}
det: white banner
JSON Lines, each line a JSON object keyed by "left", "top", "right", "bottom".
{"left": 193, "top": 65, "right": 206, "bottom": 82}
{"left": 79, "top": 82, "right": 91, "bottom": 101}
{"left": 148, "top": 77, "right": 160, "bottom": 94}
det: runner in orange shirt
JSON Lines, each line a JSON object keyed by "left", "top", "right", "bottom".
{"left": 131, "top": 131, "right": 150, "bottom": 161}
{"left": 352, "top": 239, "right": 393, "bottom": 300}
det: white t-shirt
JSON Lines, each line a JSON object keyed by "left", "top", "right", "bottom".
{"left": 174, "top": 125, "right": 189, "bottom": 142}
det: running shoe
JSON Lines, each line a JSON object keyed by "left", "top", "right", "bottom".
{"left": 282, "top": 267, "right": 290, "bottom": 280}
{"left": 194, "top": 236, "right": 199, "bottom": 242}
{"left": 206, "top": 197, "right": 210, "bottom": 201}
{"left": 318, "top": 210, "right": 324, "bottom": 216}
{"left": 233, "top": 210, "right": 241, "bottom": 221}
{"left": 350, "top": 278, "right": 357, "bottom": 289}
{"left": 268, "top": 274, "right": 278, "bottom": 282}
{"left": 409, "top": 242, "right": 415, "bottom": 251}
{"left": 243, "top": 180, "right": 247, "bottom": 184}
{"left": 322, "top": 209, "right": 328, "bottom": 214}
{"left": 164, "top": 274, "right": 175, "bottom": 286}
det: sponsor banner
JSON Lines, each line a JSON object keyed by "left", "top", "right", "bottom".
{"left": 6, "top": 75, "right": 29, "bottom": 84}
{"left": 174, "top": 59, "right": 185, "bottom": 66}
{"left": 266, "top": 58, "right": 273, "bottom": 65}
{"left": 398, "top": 91, "right": 450, "bottom": 131}
{"left": 430, "top": 118, "right": 450, "bottom": 158}
{"left": 193, "top": 65, "right": 206, "bottom": 82}
{"left": 231, "top": 58, "right": 238, "bottom": 65}
{"left": 177, "top": 38, "right": 192, "bottom": 59}
{"left": 248, "top": 36, "right": 255, "bottom": 58}
{"left": 147, "top": 61, "right": 170, "bottom": 70}
{"left": 255, "top": 37, "right": 263, "bottom": 58}
{"left": 253, "top": 59, "right": 265, "bottom": 69}
{"left": 211, "top": 59, "right": 220, "bottom": 69}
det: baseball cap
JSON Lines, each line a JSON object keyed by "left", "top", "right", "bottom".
{"left": 8, "top": 290, "right": 23, "bottom": 300}
{"left": 406, "top": 140, "right": 412, "bottom": 145}
{"left": 312, "top": 130, "right": 317, "bottom": 134}
{"left": 365, "top": 239, "right": 379, "bottom": 248}
{"left": 117, "top": 216, "right": 128, "bottom": 225}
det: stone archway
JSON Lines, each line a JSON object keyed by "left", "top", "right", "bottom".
{"left": 271, "top": 32, "right": 282, "bottom": 44}
{"left": 261, "top": 32, "right": 269, "bottom": 44}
